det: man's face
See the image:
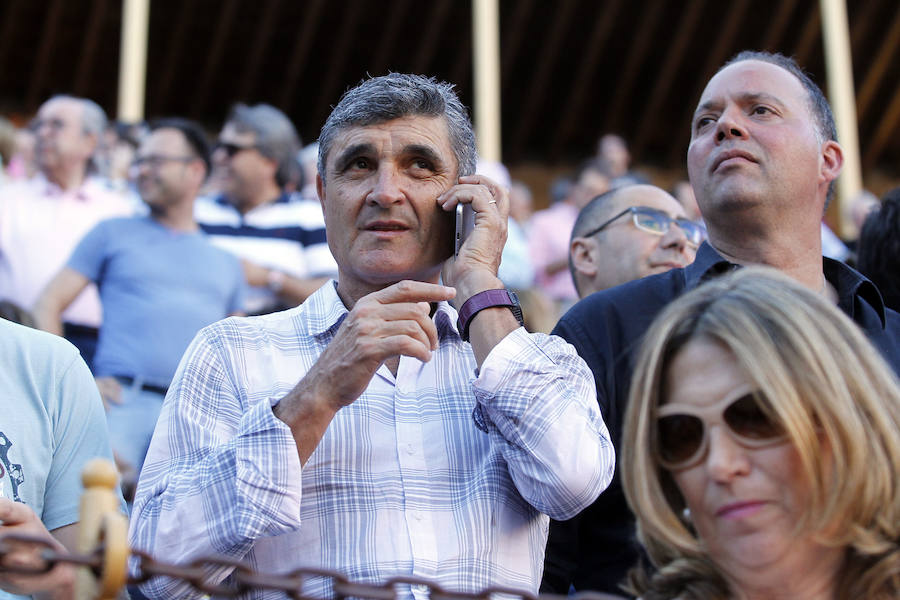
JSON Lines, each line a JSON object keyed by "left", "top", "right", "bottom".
{"left": 574, "top": 185, "right": 696, "bottom": 295}
{"left": 687, "top": 60, "right": 832, "bottom": 223}
{"left": 211, "top": 122, "right": 275, "bottom": 202}
{"left": 34, "top": 98, "right": 95, "bottom": 178}
{"left": 317, "top": 116, "right": 457, "bottom": 297}
{"left": 133, "top": 128, "right": 198, "bottom": 209}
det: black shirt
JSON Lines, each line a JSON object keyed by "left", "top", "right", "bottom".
{"left": 540, "top": 242, "right": 900, "bottom": 595}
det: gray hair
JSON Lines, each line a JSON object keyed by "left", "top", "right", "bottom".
{"left": 226, "top": 103, "right": 301, "bottom": 188}
{"left": 317, "top": 73, "right": 476, "bottom": 181}
{"left": 46, "top": 95, "right": 108, "bottom": 174}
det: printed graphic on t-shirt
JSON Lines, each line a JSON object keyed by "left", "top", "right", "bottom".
{"left": 0, "top": 432, "right": 24, "bottom": 501}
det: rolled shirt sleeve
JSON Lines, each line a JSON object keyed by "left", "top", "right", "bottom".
{"left": 472, "top": 327, "right": 614, "bottom": 520}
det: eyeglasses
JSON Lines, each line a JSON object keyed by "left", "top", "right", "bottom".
{"left": 213, "top": 141, "right": 258, "bottom": 158}
{"left": 654, "top": 390, "right": 787, "bottom": 470}
{"left": 131, "top": 155, "right": 195, "bottom": 170}
{"left": 582, "top": 206, "right": 706, "bottom": 249}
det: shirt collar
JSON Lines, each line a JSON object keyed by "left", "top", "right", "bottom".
{"left": 302, "top": 280, "right": 461, "bottom": 340}
{"left": 685, "top": 241, "right": 887, "bottom": 328}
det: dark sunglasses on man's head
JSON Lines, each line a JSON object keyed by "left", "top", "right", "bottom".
{"left": 213, "top": 141, "right": 258, "bottom": 158}
{"left": 654, "top": 389, "right": 787, "bottom": 470}
{"left": 582, "top": 206, "right": 706, "bottom": 249}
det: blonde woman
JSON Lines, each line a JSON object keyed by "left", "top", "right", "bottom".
{"left": 622, "top": 267, "right": 900, "bottom": 599}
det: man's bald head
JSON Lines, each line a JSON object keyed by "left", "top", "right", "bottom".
{"left": 569, "top": 185, "right": 699, "bottom": 297}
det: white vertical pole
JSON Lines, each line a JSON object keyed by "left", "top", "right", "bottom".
{"left": 117, "top": 0, "right": 150, "bottom": 121}
{"left": 472, "top": 0, "right": 501, "bottom": 162}
{"left": 820, "top": 0, "right": 862, "bottom": 238}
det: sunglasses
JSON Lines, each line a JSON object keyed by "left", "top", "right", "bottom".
{"left": 654, "top": 389, "right": 787, "bottom": 470}
{"left": 213, "top": 141, "right": 259, "bottom": 158}
{"left": 582, "top": 206, "right": 706, "bottom": 249}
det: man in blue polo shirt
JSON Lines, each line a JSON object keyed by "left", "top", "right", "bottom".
{"left": 34, "top": 118, "right": 245, "bottom": 484}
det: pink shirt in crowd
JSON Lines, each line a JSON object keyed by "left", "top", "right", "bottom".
{"left": 528, "top": 201, "right": 578, "bottom": 302}
{"left": 0, "top": 175, "right": 134, "bottom": 327}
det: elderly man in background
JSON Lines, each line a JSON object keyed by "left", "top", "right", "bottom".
{"left": 0, "top": 95, "right": 133, "bottom": 366}
{"left": 130, "top": 73, "right": 613, "bottom": 599}
{"left": 542, "top": 50, "right": 900, "bottom": 596}
{"left": 195, "top": 103, "right": 336, "bottom": 314}
{"left": 568, "top": 184, "right": 700, "bottom": 298}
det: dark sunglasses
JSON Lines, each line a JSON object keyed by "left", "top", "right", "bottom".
{"left": 582, "top": 206, "right": 706, "bottom": 249}
{"left": 654, "top": 390, "right": 787, "bottom": 470}
{"left": 213, "top": 141, "right": 258, "bottom": 158}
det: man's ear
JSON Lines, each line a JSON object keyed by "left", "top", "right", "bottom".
{"left": 316, "top": 173, "right": 325, "bottom": 211}
{"left": 820, "top": 139, "right": 844, "bottom": 186}
{"left": 570, "top": 237, "right": 598, "bottom": 279}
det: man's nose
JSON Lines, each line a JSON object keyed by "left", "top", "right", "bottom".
{"left": 660, "top": 221, "right": 690, "bottom": 253}
{"left": 367, "top": 167, "right": 404, "bottom": 206}
{"left": 715, "top": 107, "right": 747, "bottom": 143}
{"left": 705, "top": 426, "right": 751, "bottom": 482}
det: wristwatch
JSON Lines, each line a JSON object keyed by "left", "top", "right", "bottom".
{"left": 456, "top": 289, "right": 525, "bottom": 342}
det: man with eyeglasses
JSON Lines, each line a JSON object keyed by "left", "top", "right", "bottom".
{"left": 568, "top": 185, "right": 700, "bottom": 298}
{"left": 34, "top": 119, "right": 245, "bottom": 491}
{"left": 195, "top": 103, "right": 337, "bottom": 315}
{"left": 0, "top": 95, "right": 133, "bottom": 368}
{"left": 543, "top": 51, "right": 900, "bottom": 597}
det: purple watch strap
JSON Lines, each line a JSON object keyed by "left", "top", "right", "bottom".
{"left": 456, "top": 289, "right": 516, "bottom": 342}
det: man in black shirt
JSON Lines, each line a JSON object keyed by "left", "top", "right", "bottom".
{"left": 541, "top": 50, "right": 900, "bottom": 596}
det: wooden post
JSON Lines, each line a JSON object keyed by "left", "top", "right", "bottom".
{"left": 75, "top": 459, "right": 128, "bottom": 600}
{"left": 117, "top": 0, "right": 150, "bottom": 122}
{"left": 472, "top": 0, "right": 501, "bottom": 163}
{"left": 820, "top": 0, "right": 862, "bottom": 239}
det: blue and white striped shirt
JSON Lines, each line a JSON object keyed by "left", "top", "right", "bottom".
{"left": 129, "top": 281, "right": 613, "bottom": 599}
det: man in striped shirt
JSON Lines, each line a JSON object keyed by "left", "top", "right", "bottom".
{"left": 196, "top": 103, "right": 337, "bottom": 314}
{"left": 130, "top": 74, "right": 613, "bottom": 599}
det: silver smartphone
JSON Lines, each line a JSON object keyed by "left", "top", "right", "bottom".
{"left": 455, "top": 203, "right": 475, "bottom": 257}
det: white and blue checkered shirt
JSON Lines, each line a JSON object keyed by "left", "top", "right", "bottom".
{"left": 129, "top": 281, "right": 613, "bottom": 599}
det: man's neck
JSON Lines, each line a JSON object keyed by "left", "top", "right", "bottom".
{"left": 150, "top": 196, "right": 199, "bottom": 233}
{"left": 706, "top": 226, "right": 825, "bottom": 292}
{"left": 45, "top": 164, "right": 87, "bottom": 192}
{"left": 233, "top": 181, "right": 283, "bottom": 215}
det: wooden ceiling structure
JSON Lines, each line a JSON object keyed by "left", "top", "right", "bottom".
{"left": 2, "top": 0, "right": 900, "bottom": 179}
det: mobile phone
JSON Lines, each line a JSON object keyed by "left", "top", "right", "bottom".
{"left": 455, "top": 203, "right": 475, "bottom": 257}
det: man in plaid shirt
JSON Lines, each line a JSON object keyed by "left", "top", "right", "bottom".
{"left": 129, "top": 73, "right": 613, "bottom": 599}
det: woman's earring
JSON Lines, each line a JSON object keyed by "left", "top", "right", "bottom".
{"left": 681, "top": 507, "right": 692, "bottom": 523}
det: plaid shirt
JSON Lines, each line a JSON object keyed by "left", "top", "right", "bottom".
{"left": 129, "top": 281, "right": 613, "bottom": 599}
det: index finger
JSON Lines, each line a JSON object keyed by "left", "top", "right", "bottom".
{"left": 373, "top": 280, "right": 456, "bottom": 304}
{"left": 0, "top": 499, "right": 34, "bottom": 526}
{"left": 457, "top": 174, "right": 506, "bottom": 202}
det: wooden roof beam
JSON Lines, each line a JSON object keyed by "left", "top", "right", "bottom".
{"left": 760, "top": 0, "right": 800, "bottom": 51}
{"left": 863, "top": 75, "right": 900, "bottom": 168}
{"left": 74, "top": 0, "right": 110, "bottom": 97}
{"left": 277, "top": 0, "right": 326, "bottom": 110}
{"left": 237, "top": 0, "right": 283, "bottom": 101}
{"left": 412, "top": 0, "right": 453, "bottom": 74}
{"left": 190, "top": 0, "right": 240, "bottom": 116}
{"left": 369, "top": 0, "right": 410, "bottom": 76}
{"left": 25, "top": 0, "right": 65, "bottom": 109}
{"left": 154, "top": 2, "right": 195, "bottom": 112}
{"left": 632, "top": 0, "right": 705, "bottom": 159}
{"left": 548, "top": 0, "right": 623, "bottom": 159}
{"left": 311, "top": 5, "right": 366, "bottom": 129}
{"left": 508, "top": 0, "right": 578, "bottom": 161}
{"left": 602, "top": 0, "right": 665, "bottom": 136}
{"left": 855, "top": 9, "right": 900, "bottom": 123}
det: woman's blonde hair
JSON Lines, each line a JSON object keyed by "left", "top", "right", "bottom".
{"left": 621, "top": 267, "right": 900, "bottom": 599}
